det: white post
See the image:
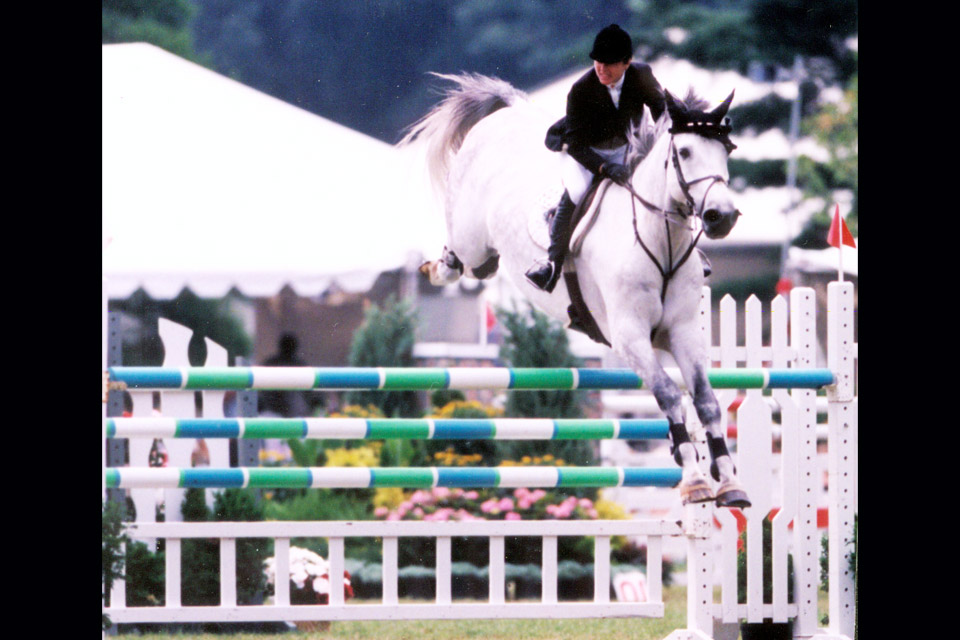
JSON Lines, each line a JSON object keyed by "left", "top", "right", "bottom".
{"left": 826, "top": 282, "right": 857, "bottom": 638}
{"left": 274, "top": 538, "right": 290, "bottom": 607}
{"left": 383, "top": 537, "right": 399, "bottom": 605}
{"left": 436, "top": 536, "right": 452, "bottom": 604}
{"left": 790, "top": 287, "right": 822, "bottom": 637}
{"left": 542, "top": 535, "right": 558, "bottom": 604}
{"left": 489, "top": 536, "right": 505, "bottom": 604}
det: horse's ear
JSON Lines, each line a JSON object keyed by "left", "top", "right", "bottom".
{"left": 664, "top": 89, "right": 685, "bottom": 120}
{"left": 710, "top": 90, "right": 735, "bottom": 121}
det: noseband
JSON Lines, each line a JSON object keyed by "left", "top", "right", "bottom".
{"left": 622, "top": 135, "right": 731, "bottom": 302}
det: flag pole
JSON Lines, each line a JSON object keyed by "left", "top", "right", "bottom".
{"left": 837, "top": 231, "right": 844, "bottom": 283}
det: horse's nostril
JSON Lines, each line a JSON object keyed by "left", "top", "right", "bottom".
{"left": 703, "top": 209, "right": 721, "bottom": 224}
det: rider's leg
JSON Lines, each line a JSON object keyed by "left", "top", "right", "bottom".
{"left": 525, "top": 191, "right": 576, "bottom": 292}
{"left": 525, "top": 157, "right": 592, "bottom": 293}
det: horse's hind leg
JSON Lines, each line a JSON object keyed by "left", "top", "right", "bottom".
{"left": 613, "top": 329, "right": 715, "bottom": 505}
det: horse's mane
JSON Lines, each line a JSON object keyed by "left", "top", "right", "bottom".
{"left": 625, "top": 89, "right": 710, "bottom": 170}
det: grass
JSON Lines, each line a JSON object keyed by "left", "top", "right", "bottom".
{"left": 117, "top": 586, "right": 833, "bottom": 639}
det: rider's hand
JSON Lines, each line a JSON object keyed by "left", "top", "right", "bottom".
{"left": 601, "top": 163, "right": 630, "bottom": 186}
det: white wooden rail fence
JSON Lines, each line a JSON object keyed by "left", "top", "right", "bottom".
{"left": 102, "top": 282, "right": 857, "bottom": 640}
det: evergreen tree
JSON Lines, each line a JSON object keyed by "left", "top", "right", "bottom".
{"left": 345, "top": 297, "right": 420, "bottom": 417}
{"left": 496, "top": 305, "right": 595, "bottom": 466}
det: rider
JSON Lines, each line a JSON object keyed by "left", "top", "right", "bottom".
{"left": 526, "top": 24, "right": 666, "bottom": 293}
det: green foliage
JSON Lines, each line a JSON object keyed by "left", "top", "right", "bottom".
{"left": 110, "top": 289, "right": 252, "bottom": 365}
{"left": 496, "top": 305, "right": 595, "bottom": 468}
{"left": 346, "top": 297, "right": 420, "bottom": 417}
{"left": 190, "top": 0, "right": 631, "bottom": 141}
{"left": 497, "top": 304, "right": 584, "bottom": 419}
{"left": 123, "top": 540, "right": 166, "bottom": 607}
{"left": 737, "top": 516, "right": 795, "bottom": 606}
{"left": 820, "top": 513, "right": 858, "bottom": 591}
{"left": 729, "top": 94, "right": 793, "bottom": 134}
{"left": 748, "top": 0, "right": 858, "bottom": 69}
{"left": 798, "top": 69, "right": 858, "bottom": 237}
{"left": 102, "top": 0, "right": 207, "bottom": 63}
{"left": 102, "top": 501, "right": 128, "bottom": 630}
{"left": 179, "top": 488, "right": 269, "bottom": 606}
{"left": 729, "top": 159, "right": 786, "bottom": 189}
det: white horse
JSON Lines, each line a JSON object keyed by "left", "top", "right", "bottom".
{"left": 403, "top": 73, "right": 748, "bottom": 507}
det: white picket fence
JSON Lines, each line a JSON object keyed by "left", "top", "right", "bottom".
{"left": 102, "top": 282, "right": 857, "bottom": 640}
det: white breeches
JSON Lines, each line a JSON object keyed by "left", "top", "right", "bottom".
{"left": 561, "top": 144, "right": 628, "bottom": 204}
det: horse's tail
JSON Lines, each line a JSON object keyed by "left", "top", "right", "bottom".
{"left": 398, "top": 72, "right": 527, "bottom": 194}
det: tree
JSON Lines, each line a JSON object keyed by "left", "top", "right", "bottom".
{"left": 794, "top": 67, "right": 858, "bottom": 247}
{"left": 102, "top": 0, "right": 205, "bottom": 63}
{"left": 496, "top": 305, "right": 595, "bottom": 467}
{"left": 345, "top": 297, "right": 420, "bottom": 417}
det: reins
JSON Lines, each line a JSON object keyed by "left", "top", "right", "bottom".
{"left": 623, "top": 135, "right": 728, "bottom": 302}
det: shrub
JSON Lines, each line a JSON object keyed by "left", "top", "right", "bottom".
{"left": 737, "top": 516, "right": 795, "bottom": 605}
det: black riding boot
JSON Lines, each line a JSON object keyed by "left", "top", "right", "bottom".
{"left": 525, "top": 191, "right": 576, "bottom": 293}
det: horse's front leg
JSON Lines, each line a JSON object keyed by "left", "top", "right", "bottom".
{"left": 612, "top": 325, "right": 714, "bottom": 505}
{"left": 669, "top": 322, "right": 751, "bottom": 508}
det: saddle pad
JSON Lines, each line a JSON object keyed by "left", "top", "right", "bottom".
{"left": 526, "top": 180, "right": 612, "bottom": 255}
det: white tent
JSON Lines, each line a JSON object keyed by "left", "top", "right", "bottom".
{"left": 102, "top": 43, "right": 442, "bottom": 299}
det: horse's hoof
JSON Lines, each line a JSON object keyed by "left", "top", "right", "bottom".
{"left": 680, "top": 477, "right": 715, "bottom": 505}
{"left": 715, "top": 482, "right": 751, "bottom": 509}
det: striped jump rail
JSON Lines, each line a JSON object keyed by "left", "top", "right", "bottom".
{"left": 107, "top": 366, "right": 834, "bottom": 391}
{"left": 106, "top": 417, "right": 669, "bottom": 440}
{"left": 105, "top": 466, "right": 682, "bottom": 490}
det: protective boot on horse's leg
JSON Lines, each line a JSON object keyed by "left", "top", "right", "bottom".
{"left": 525, "top": 191, "right": 576, "bottom": 292}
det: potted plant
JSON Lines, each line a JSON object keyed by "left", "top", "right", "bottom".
{"left": 737, "top": 517, "right": 795, "bottom": 640}
{"left": 264, "top": 546, "right": 354, "bottom": 631}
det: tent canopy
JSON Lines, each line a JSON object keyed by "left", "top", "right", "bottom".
{"left": 102, "top": 43, "right": 442, "bottom": 299}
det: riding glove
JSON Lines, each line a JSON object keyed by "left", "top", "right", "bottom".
{"left": 600, "top": 163, "right": 631, "bottom": 186}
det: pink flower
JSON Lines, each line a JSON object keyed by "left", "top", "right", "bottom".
{"left": 433, "top": 487, "right": 451, "bottom": 499}
{"left": 413, "top": 507, "right": 425, "bottom": 518}
{"left": 410, "top": 491, "right": 431, "bottom": 505}
{"left": 498, "top": 497, "right": 515, "bottom": 512}
{"left": 579, "top": 498, "right": 594, "bottom": 509}
{"left": 463, "top": 491, "right": 479, "bottom": 500}
{"left": 505, "top": 512, "right": 521, "bottom": 521}
{"left": 400, "top": 500, "right": 414, "bottom": 511}
{"left": 513, "top": 488, "right": 529, "bottom": 499}
{"left": 374, "top": 506, "right": 389, "bottom": 518}
{"left": 481, "top": 498, "right": 500, "bottom": 514}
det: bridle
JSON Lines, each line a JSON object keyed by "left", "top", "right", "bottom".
{"left": 622, "top": 135, "right": 732, "bottom": 302}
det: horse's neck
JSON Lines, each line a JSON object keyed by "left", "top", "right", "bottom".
{"left": 631, "top": 136, "right": 691, "bottom": 250}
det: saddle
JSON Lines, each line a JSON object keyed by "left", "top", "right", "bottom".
{"left": 530, "top": 178, "right": 613, "bottom": 346}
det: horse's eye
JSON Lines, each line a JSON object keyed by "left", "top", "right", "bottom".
{"left": 679, "top": 148, "right": 691, "bottom": 159}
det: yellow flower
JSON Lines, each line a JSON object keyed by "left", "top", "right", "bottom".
{"left": 594, "top": 499, "right": 628, "bottom": 520}
{"left": 324, "top": 446, "right": 379, "bottom": 468}
{"left": 373, "top": 487, "right": 407, "bottom": 509}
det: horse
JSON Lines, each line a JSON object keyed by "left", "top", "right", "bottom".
{"left": 401, "top": 73, "right": 748, "bottom": 508}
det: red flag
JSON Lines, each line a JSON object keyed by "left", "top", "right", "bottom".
{"left": 827, "top": 204, "right": 856, "bottom": 248}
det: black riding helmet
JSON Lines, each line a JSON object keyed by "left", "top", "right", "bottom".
{"left": 589, "top": 24, "right": 633, "bottom": 64}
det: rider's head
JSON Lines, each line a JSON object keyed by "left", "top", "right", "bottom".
{"left": 590, "top": 24, "right": 633, "bottom": 86}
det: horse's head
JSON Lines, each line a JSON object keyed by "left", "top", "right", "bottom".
{"left": 663, "top": 90, "right": 741, "bottom": 239}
